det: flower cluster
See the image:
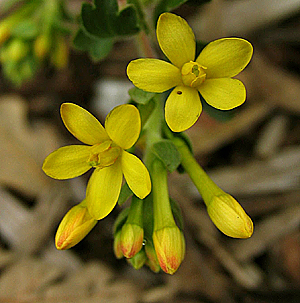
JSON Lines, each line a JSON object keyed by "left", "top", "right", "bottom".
{"left": 43, "top": 11, "right": 254, "bottom": 275}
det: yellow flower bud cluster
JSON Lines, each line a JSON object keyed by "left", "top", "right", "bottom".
{"left": 0, "top": 0, "right": 69, "bottom": 85}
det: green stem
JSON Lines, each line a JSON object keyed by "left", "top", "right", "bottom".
{"left": 126, "top": 196, "right": 143, "bottom": 226}
{"left": 143, "top": 94, "right": 163, "bottom": 167}
{"left": 151, "top": 158, "right": 176, "bottom": 231}
{"left": 1, "top": 0, "right": 41, "bottom": 26}
{"left": 171, "top": 136, "right": 224, "bottom": 206}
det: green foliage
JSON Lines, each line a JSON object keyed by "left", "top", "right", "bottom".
{"left": 151, "top": 139, "right": 181, "bottom": 172}
{"left": 81, "top": 0, "right": 140, "bottom": 38}
{"left": 73, "top": 28, "right": 114, "bottom": 61}
{"left": 154, "top": 0, "right": 212, "bottom": 25}
{"left": 154, "top": 0, "right": 188, "bottom": 24}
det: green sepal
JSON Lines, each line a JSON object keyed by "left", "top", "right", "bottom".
{"left": 170, "top": 198, "right": 184, "bottom": 230}
{"left": 81, "top": 0, "right": 140, "bottom": 38}
{"left": 162, "top": 125, "right": 194, "bottom": 174}
{"left": 201, "top": 95, "right": 236, "bottom": 122}
{"left": 151, "top": 139, "right": 181, "bottom": 172}
{"left": 117, "top": 182, "right": 133, "bottom": 206}
{"left": 128, "top": 87, "right": 156, "bottom": 105}
{"left": 113, "top": 207, "right": 130, "bottom": 234}
{"left": 196, "top": 40, "right": 208, "bottom": 57}
{"left": 73, "top": 28, "right": 114, "bottom": 61}
{"left": 142, "top": 194, "right": 154, "bottom": 239}
{"left": 137, "top": 99, "right": 156, "bottom": 130}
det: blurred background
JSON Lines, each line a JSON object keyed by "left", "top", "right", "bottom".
{"left": 0, "top": 0, "right": 300, "bottom": 302}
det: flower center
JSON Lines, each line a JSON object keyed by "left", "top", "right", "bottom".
{"left": 181, "top": 61, "right": 207, "bottom": 88}
{"left": 88, "top": 140, "right": 121, "bottom": 169}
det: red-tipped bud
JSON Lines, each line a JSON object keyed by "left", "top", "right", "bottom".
{"left": 55, "top": 200, "right": 97, "bottom": 250}
{"left": 113, "top": 230, "right": 124, "bottom": 259}
{"left": 153, "top": 226, "right": 185, "bottom": 275}
{"left": 120, "top": 223, "right": 144, "bottom": 258}
{"left": 145, "top": 240, "right": 161, "bottom": 273}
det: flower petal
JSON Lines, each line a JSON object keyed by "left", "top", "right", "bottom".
{"left": 157, "top": 13, "right": 195, "bottom": 68}
{"left": 42, "top": 145, "right": 91, "bottom": 179}
{"left": 61, "top": 103, "right": 109, "bottom": 145}
{"left": 196, "top": 38, "right": 253, "bottom": 78}
{"left": 127, "top": 59, "right": 181, "bottom": 93}
{"left": 121, "top": 151, "right": 151, "bottom": 199}
{"left": 165, "top": 86, "right": 202, "bottom": 132}
{"left": 86, "top": 160, "right": 123, "bottom": 220}
{"left": 199, "top": 78, "right": 246, "bottom": 110}
{"left": 105, "top": 104, "right": 141, "bottom": 150}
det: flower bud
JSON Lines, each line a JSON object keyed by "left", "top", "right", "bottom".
{"left": 113, "top": 230, "right": 124, "bottom": 259}
{"left": 120, "top": 223, "right": 144, "bottom": 258}
{"left": 51, "top": 36, "right": 68, "bottom": 69}
{"left": 8, "top": 39, "right": 29, "bottom": 62}
{"left": 34, "top": 34, "right": 51, "bottom": 59}
{"left": 153, "top": 226, "right": 185, "bottom": 275}
{"left": 0, "top": 22, "right": 10, "bottom": 45}
{"left": 207, "top": 194, "right": 253, "bottom": 238}
{"left": 55, "top": 200, "right": 97, "bottom": 250}
{"left": 127, "top": 249, "right": 147, "bottom": 270}
{"left": 144, "top": 240, "right": 160, "bottom": 273}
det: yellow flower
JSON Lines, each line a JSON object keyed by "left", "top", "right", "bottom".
{"left": 55, "top": 199, "right": 97, "bottom": 250}
{"left": 43, "top": 103, "right": 151, "bottom": 220}
{"left": 127, "top": 12, "right": 253, "bottom": 132}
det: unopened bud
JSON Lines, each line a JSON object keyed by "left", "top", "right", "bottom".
{"left": 120, "top": 223, "right": 144, "bottom": 258}
{"left": 0, "top": 21, "right": 10, "bottom": 45}
{"left": 51, "top": 36, "right": 68, "bottom": 69}
{"left": 34, "top": 34, "right": 51, "bottom": 59}
{"left": 55, "top": 200, "right": 97, "bottom": 250}
{"left": 127, "top": 248, "right": 147, "bottom": 269}
{"left": 8, "top": 39, "right": 29, "bottom": 62}
{"left": 153, "top": 226, "right": 185, "bottom": 275}
{"left": 144, "top": 240, "right": 160, "bottom": 273}
{"left": 113, "top": 230, "right": 124, "bottom": 259}
{"left": 207, "top": 194, "right": 253, "bottom": 238}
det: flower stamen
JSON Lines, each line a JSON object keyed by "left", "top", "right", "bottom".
{"left": 88, "top": 141, "right": 121, "bottom": 168}
{"left": 181, "top": 61, "right": 207, "bottom": 88}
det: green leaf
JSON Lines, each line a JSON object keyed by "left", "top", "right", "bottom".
{"left": 152, "top": 139, "right": 181, "bottom": 172}
{"left": 128, "top": 87, "right": 156, "bottom": 105}
{"left": 154, "top": 0, "right": 188, "bottom": 24}
{"left": 73, "top": 28, "right": 114, "bottom": 61}
{"left": 117, "top": 182, "right": 133, "bottom": 206}
{"left": 81, "top": 0, "right": 140, "bottom": 38}
{"left": 133, "top": 98, "right": 156, "bottom": 129}
{"left": 154, "top": 0, "right": 212, "bottom": 25}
